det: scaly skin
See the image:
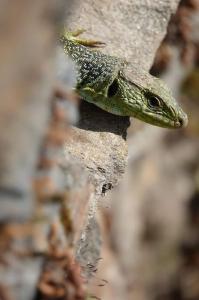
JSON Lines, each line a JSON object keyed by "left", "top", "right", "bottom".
{"left": 60, "top": 30, "right": 188, "bottom": 129}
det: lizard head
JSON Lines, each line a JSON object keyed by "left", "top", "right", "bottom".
{"left": 104, "top": 65, "right": 188, "bottom": 128}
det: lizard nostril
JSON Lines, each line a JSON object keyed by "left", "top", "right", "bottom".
{"left": 179, "top": 114, "right": 188, "bottom": 128}
{"left": 179, "top": 118, "right": 183, "bottom": 126}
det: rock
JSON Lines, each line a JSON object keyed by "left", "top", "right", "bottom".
{"left": 60, "top": 0, "right": 181, "bottom": 277}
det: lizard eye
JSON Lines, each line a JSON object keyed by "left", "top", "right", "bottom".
{"left": 107, "top": 79, "right": 119, "bottom": 97}
{"left": 148, "top": 95, "right": 162, "bottom": 108}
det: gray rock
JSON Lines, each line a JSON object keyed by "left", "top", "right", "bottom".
{"left": 61, "top": 0, "right": 181, "bottom": 276}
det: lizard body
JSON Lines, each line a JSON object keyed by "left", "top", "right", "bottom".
{"left": 60, "top": 30, "right": 188, "bottom": 128}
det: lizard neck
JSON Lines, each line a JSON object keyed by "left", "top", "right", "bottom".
{"left": 61, "top": 37, "right": 86, "bottom": 63}
{"left": 61, "top": 36, "right": 122, "bottom": 92}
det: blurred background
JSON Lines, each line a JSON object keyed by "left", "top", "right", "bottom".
{"left": 0, "top": 1, "right": 198, "bottom": 300}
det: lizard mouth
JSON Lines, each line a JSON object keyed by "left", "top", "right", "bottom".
{"left": 137, "top": 111, "right": 188, "bottom": 128}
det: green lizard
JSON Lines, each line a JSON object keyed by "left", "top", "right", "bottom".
{"left": 60, "top": 30, "right": 188, "bottom": 128}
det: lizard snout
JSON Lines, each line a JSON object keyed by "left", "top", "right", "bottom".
{"left": 176, "top": 112, "right": 188, "bottom": 128}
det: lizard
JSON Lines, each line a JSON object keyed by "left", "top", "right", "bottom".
{"left": 60, "top": 29, "right": 188, "bottom": 129}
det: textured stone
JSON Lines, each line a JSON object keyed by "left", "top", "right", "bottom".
{"left": 61, "top": 0, "right": 181, "bottom": 276}
{"left": 65, "top": 102, "right": 129, "bottom": 195}
{"left": 65, "top": 0, "right": 180, "bottom": 70}
{"left": 63, "top": 0, "right": 181, "bottom": 194}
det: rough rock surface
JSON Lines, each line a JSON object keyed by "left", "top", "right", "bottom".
{"left": 66, "top": 103, "right": 129, "bottom": 196}
{"left": 63, "top": 0, "right": 180, "bottom": 194}
{"left": 65, "top": 0, "right": 180, "bottom": 70}
{"left": 62, "top": 0, "right": 181, "bottom": 273}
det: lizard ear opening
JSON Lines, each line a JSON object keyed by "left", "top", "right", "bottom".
{"left": 107, "top": 78, "right": 119, "bottom": 97}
